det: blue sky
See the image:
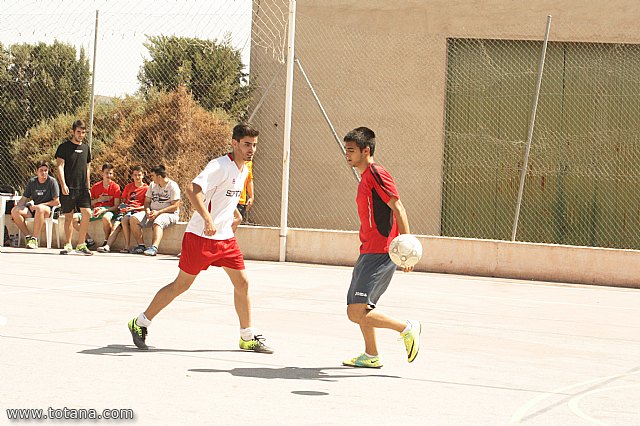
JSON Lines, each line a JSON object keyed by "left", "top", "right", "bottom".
{"left": 0, "top": 0, "right": 253, "bottom": 96}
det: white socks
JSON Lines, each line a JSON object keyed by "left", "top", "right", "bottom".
{"left": 136, "top": 317, "right": 256, "bottom": 338}
{"left": 240, "top": 327, "right": 255, "bottom": 341}
{"left": 401, "top": 321, "right": 411, "bottom": 335}
{"left": 137, "top": 312, "right": 151, "bottom": 327}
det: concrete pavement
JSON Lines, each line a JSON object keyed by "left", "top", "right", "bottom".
{"left": 1, "top": 247, "right": 639, "bottom": 425}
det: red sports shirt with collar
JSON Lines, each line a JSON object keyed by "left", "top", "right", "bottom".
{"left": 90, "top": 180, "right": 121, "bottom": 207}
{"left": 356, "top": 163, "right": 400, "bottom": 254}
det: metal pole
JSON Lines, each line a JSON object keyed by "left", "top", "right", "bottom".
{"left": 279, "top": 0, "right": 296, "bottom": 262}
{"left": 511, "top": 15, "right": 552, "bottom": 241}
{"left": 248, "top": 64, "right": 284, "bottom": 123}
{"left": 88, "top": 10, "right": 99, "bottom": 150}
{"left": 295, "top": 58, "right": 360, "bottom": 183}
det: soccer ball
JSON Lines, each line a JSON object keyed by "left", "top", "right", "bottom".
{"left": 389, "top": 234, "right": 423, "bottom": 268}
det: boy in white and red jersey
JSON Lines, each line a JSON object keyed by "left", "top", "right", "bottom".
{"left": 128, "top": 123, "right": 272, "bottom": 353}
{"left": 342, "top": 127, "right": 421, "bottom": 368}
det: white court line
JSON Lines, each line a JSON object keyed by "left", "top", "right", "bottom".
{"left": 0, "top": 315, "right": 6, "bottom": 326}
{"left": 0, "top": 275, "right": 172, "bottom": 296}
{"left": 509, "top": 370, "right": 640, "bottom": 424}
{"left": 568, "top": 384, "right": 640, "bottom": 426}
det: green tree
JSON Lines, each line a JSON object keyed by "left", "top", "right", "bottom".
{"left": 138, "top": 35, "right": 251, "bottom": 120}
{"left": 0, "top": 40, "right": 90, "bottom": 187}
{"left": 0, "top": 44, "right": 11, "bottom": 186}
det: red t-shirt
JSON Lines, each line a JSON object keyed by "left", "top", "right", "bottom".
{"left": 121, "top": 182, "right": 149, "bottom": 208}
{"left": 356, "top": 163, "right": 400, "bottom": 254}
{"left": 90, "top": 180, "right": 121, "bottom": 207}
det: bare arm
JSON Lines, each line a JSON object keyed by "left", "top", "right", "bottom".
{"left": 186, "top": 182, "right": 215, "bottom": 236}
{"left": 143, "top": 196, "right": 151, "bottom": 213}
{"left": 128, "top": 199, "right": 146, "bottom": 212}
{"left": 16, "top": 196, "right": 29, "bottom": 207}
{"left": 387, "top": 197, "right": 410, "bottom": 235}
{"left": 85, "top": 163, "right": 91, "bottom": 189}
{"left": 154, "top": 199, "right": 180, "bottom": 215}
{"left": 109, "top": 197, "right": 121, "bottom": 212}
{"left": 246, "top": 178, "right": 254, "bottom": 209}
{"left": 55, "top": 158, "right": 68, "bottom": 195}
{"left": 28, "top": 197, "right": 59, "bottom": 214}
{"left": 232, "top": 208, "right": 242, "bottom": 232}
{"left": 387, "top": 197, "right": 413, "bottom": 272}
{"left": 90, "top": 189, "right": 113, "bottom": 208}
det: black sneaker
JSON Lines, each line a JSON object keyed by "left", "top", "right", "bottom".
{"left": 128, "top": 317, "right": 148, "bottom": 350}
{"left": 130, "top": 244, "right": 146, "bottom": 255}
{"left": 86, "top": 238, "right": 96, "bottom": 249}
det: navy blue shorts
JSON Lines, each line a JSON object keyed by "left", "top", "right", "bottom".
{"left": 346, "top": 253, "right": 397, "bottom": 308}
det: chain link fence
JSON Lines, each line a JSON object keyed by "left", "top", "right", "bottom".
{"left": 248, "top": 12, "right": 441, "bottom": 234}
{"left": 249, "top": 9, "right": 640, "bottom": 251}
{"left": 443, "top": 36, "right": 640, "bottom": 249}
{"left": 0, "top": 0, "right": 282, "bottom": 221}
{"left": 3, "top": 2, "right": 640, "bottom": 250}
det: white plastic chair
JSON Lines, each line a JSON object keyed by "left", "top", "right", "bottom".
{"left": 19, "top": 205, "right": 61, "bottom": 249}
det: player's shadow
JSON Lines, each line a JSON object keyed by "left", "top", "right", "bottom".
{"left": 78, "top": 344, "right": 244, "bottom": 357}
{"left": 188, "top": 366, "right": 400, "bottom": 382}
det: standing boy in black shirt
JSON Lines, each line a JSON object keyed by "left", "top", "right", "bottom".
{"left": 55, "top": 119, "right": 93, "bottom": 255}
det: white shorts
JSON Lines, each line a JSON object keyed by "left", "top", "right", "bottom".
{"left": 132, "top": 211, "right": 178, "bottom": 229}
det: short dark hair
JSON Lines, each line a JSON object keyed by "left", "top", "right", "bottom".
{"left": 35, "top": 160, "right": 50, "bottom": 170}
{"left": 232, "top": 122, "right": 259, "bottom": 141}
{"left": 150, "top": 164, "right": 168, "bottom": 178}
{"left": 130, "top": 165, "right": 144, "bottom": 174}
{"left": 102, "top": 163, "right": 114, "bottom": 171}
{"left": 344, "top": 127, "right": 377, "bottom": 157}
{"left": 72, "top": 120, "right": 86, "bottom": 131}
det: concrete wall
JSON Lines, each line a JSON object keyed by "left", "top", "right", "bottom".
{"left": 302, "top": 0, "right": 640, "bottom": 42}
{"left": 4, "top": 217, "right": 185, "bottom": 254}
{"left": 234, "top": 227, "right": 640, "bottom": 289}
{"left": 239, "top": 227, "right": 640, "bottom": 288}
{"left": 6, "top": 217, "right": 638, "bottom": 288}
{"left": 249, "top": 0, "right": 446, "bottom": 234}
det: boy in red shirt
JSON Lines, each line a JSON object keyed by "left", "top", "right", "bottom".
{"left": 97, "top": 165, "right": 148, "bottom": 253}
{"left": 342, "top": 127, "right": 421, "bottom": 368}
{"left": 73, "top": 163, "right": 121, "bottom": 248}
